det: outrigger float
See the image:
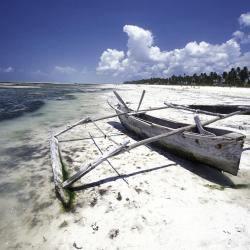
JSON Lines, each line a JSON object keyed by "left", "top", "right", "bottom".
{"left": 50, "top": 90, "right": 249, "bottom": 206}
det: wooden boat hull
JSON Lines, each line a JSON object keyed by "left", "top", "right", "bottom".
{"left": 187, "top": 105, "right": 250, "bottom": 115}
{"left": 115, "top": 107, "right": 245, "bottom": 175}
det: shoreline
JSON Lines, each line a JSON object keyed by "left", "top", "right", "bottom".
{"left": 0, "top": 84, "right": 249, "bottom": 249}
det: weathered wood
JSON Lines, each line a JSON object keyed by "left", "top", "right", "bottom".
{"left": 92, "top": 120, "right": 119, "bottom": 145}
{"left": 137, "top": 90, "right": 146, "bottom": 111}
{"left": 113, "top": 90, "right": 129, "bottom": 109}
{"left": 62, "top": 109, "right": 246, "bottom": 188}
{"left": 164, "top": 102, "right": 224, "bottom": 117}
{"left": 54, "top": 101, "right": 249, "bottom": 138}
{"left": 59, "top": 133, "right": 124, "bottom": 143}
{"left": 49, "top": 135, "right": 70, "bottom": 204}
{"left": 88, "top": 132, "right": 129, "bottom": 185}
{"left": 55, "top": 117, "right": 91, "bottom": 137}
{"left": 116, "top": 107, "right": 246, "bottom": 175}
{"left": 107, "top": 102, "right": 169, "bottom": 114}
{"left": 194, "top": 115, "right": 215, "bottom": 136}
{"left": 55, "top": 104, "right": 171, "bottom": 138}
{"left": 62, "top": 139, "right": 130, "bottom": 188}
{"left": 126, "top": 110, "right": 245, "bottom": 151}
{"left": 50, "top": 136, "right": 63, "bottom": 186}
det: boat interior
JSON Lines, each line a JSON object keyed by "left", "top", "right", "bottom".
{"left": 135, "top": 112, "right": 232, "bottom": 136}
{"left": 116, "top": 105, "right": 245, "bottom": 139}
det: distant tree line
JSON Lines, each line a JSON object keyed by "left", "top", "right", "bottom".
{"left": 124, "top": 66, "right": 250, "bottom": 87}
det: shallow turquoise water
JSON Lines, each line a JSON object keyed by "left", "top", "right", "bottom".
{"left": 0, "top": 84, "right": 118, "bottom": 249}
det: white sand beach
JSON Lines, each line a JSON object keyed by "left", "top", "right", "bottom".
{"left": 0, "top": 84, "right": 250, "bottom": 250}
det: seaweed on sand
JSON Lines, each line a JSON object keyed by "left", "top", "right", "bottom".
{"left": 204, "top": 183, "right": 250, "bottom": 190}
{"left": 57, "top": 147, "right": 76, "bottom": 211}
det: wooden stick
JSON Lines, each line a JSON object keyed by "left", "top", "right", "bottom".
{"left": 88, "top": 132, "right": 129, "bottom": 185}
{"left": 164, "top": 102, "right": 224, "bottom": 117}
{"left": 55, "top": 105, "right": 170, "bottom": 137}
{"left": 54, "top": 117, "right": 91, "bottom": 137}
{"left": 50, "top": 135, "right": 70, "bottom": 204}
{"left": 59, "top": 133, "right": 124, "bottom": 143}
{"left": 62, "top": 139, "right": 130, "bottom": 188}
{"left": 92, "top": 121, "right": 119, "bottom": 145}
{"left": 137, "top": 90, "right": 146, "bottom": 111}
{"left": 113, "top": 90, "right": 129, "bottom": 109}
{"left": 50, "top": 136, "right": 63, "bottom": 187}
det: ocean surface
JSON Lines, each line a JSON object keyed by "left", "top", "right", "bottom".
{"left": 0, "top": 83, "right": 122, "bottom": 249}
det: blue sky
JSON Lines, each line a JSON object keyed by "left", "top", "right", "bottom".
{"left": 0, "top": 0, "right": 250, "bottom": 83}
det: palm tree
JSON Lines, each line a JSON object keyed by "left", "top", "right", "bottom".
{"left": 239, "top": 66, "right": 249, "bottom": 84}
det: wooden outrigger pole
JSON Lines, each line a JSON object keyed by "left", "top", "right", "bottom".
{"left": 54, "top": 105, "right": 172, "bottom": 137}
{"left": 50, "top": 135, "right": 73, "bottom": 207}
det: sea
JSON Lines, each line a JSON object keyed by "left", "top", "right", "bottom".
{"left": 0, "top": 83, "right": 122, "bottom": 249}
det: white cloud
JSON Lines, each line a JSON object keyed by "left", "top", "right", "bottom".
{"left": 233, "top": 30, "right": 250, "bottom": 44}
{"left": 232, "top": 30, "right": 244, "bottom": 39}
{"left": 0, "top": 66, "right": 14, "bottom": 73}
{"left": 97, "top": 49, "right": 125, "bottom": 75}
{"left": 54, "top": 65, "right": 77, "bottom": 74}
{"left": 239, "top": 12, "right": 250, "bottom": 27}
{"left": 30, "top": 70, "right": 49, "bottom": 76}
{"left": 97, "top": 25, "right": 250, "bottom": 79}
{"left": 51, "top": 65, "right": 88, "bottom": 82}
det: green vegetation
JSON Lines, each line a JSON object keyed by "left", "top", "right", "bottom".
{"left": 124, "top": 66, "right": 250, "bottom": 87}
{"left": 59, "top": 220, "right": 69, "bottom": 228}
{"left": 204, "top": 183, "right": 250, "bottom": 191}
{"left": 204, "top": 184, "right": 226, "bottom": 190}
{"left": 58, "top": 148, "right": 76, "bottom": 211}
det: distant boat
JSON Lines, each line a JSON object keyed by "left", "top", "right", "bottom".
{"left": 187, "top": 104, "right": 250, "bottom": 115}
{"left": 114, "top": 104, "right": 246, "bottom": 175}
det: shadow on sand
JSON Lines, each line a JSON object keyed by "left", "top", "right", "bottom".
{"left": 69, "top": 121, "right": 236, "bottom": 191}
{"left": 70, "top": 163, "right": 176, "bottom": 191}
{"left": 106, "top": 121, "right": 235, "bottom": 186}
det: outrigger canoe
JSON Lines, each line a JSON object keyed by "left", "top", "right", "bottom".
{"left": 114, "top": 104, "right": 245, "bottom": 175}
{"left": 51, "top": 91, "right": 248, "bottom": 206}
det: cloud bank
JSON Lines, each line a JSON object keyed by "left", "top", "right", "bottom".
{"left": 0, "top": 66, "right": 14, "bottom": 73}
{"left": 54, "top": 66, "right": 77, "bottom": 74}
{"left": 239, "top": 12, "right": 250, "bottom": 27}
{"left": 97, "top": 14, "right": 250, "bottom": 79}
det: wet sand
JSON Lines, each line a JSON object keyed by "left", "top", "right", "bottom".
{"left": 0, "top": 84, "right": 249, "bottom": 249}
